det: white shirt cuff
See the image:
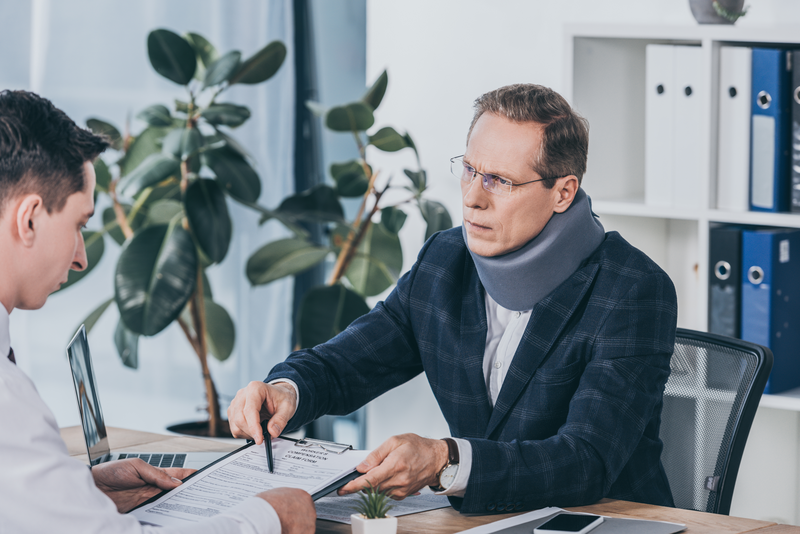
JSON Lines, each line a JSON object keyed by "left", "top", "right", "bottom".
{"left": 435, "top": 437, "right": 471, "bottom": 498}
{"left": 219, "top": 496, "right": 282, "bottom": 534}
{"left": 268, "top": 378, "right": 300, "bottom": 421}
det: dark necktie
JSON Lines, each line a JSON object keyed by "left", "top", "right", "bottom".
{"left": 7, "top": 347, "right": 15, "bottom": 364}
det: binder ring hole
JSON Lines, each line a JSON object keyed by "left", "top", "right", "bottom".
{"left": 757, "top": 91, "right": 772, "bottom": 109}
{"left": 656, "top": 84, "right": 664, "bottom": 95}
{"left": 728, "top": 86, "right": 737, "bottom": 98}
{"left": 794, "top": 86, "right": 800, "bottom": 106}
{"left": 684, "top": 86, "right": 693, "bottom": 96}
{"left": 748, "top": 266, "right": 764, "bottom": 285}
{"left": 715, "top": 261, "right": 731, "bottom": 281}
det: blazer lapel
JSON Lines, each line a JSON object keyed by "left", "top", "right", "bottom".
{"left": 484, "top": 262, "right": 600, "bottom": 439}
{"left": 456, "top": 262, "right": 493, "bottom": 437}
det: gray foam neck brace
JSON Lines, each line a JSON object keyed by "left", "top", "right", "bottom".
{"left": 464, "top": 188, "right": 605, "bottom": 311}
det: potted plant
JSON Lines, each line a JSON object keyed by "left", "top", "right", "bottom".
{"left": 245, "top": 70, "right": 452, "bottom": 348}
{"left": 350, "top": 483, "right": 397, "bottom": 534}
{"left": 689, "top": 0, "right": 748, "bottom": 24}
{"left": 64, "top": 28, "right": 287, "bottom": 437}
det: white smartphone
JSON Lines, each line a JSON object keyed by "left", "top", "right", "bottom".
{"left": 533, "top": 513, "right": 603, "bottom": 534}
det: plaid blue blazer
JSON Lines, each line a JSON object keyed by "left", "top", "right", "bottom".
{"left": 267, "top": 228, "right": 678, "bottom": 514}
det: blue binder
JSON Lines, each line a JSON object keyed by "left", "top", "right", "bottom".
{"left": 750, "top": 48, "right": 792, "bottom": 212}
{"left": 709, "top": 225, "right": 743, "bottom": 338}
{"left": 741, "top": 227, "right": 800, "bottom": 393}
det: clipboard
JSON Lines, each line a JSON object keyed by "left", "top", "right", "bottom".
{"left": 128, "top": 435, "right": 360, "bottom": 513}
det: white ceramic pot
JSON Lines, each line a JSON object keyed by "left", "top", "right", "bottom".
{"left": 350, "top": 514, "right": 398, "bottom": 534}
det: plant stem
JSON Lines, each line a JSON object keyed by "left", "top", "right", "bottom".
{"left": 174, "top": 123, "right": 220, "bottom": 436}
{"left": 328, "top": 170, "right": 380, "bottom": 284}
{"left": 127, "top": 187, "right": 153, "bottom": 224}
{"left": 328, "top": 178, "right": 388, "bottom": 285}
{"left": 189, "top": 263, "right": 220, "bottom": 437}
{"left": 108, "top": 181, "right": 133, "bottom": 240}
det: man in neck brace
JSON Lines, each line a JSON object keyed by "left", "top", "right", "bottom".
{"left": 228, "top": 84, "right": 678, "bottom": 514}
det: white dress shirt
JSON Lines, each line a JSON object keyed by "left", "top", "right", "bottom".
{"left": 0, "top": 303, "right": 282, "bottom": 534}
{"left": 440, "top": 293, "right": 531, "bottom": 497}
{"left": 281, "top": 292, "right": 531, "bottom": 499}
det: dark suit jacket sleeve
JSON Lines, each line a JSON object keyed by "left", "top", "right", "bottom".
{"left": 457, "top": 271, "right": 676, "bottom": 513}
{"left": 264, "top": 238, "right": 437, "bottom": 432}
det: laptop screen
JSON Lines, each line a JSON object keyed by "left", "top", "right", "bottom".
{"left": 66, "top": 325, "right": 110, "bottom": 466}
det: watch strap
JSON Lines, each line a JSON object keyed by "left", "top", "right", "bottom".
{"left": 430, "top": 437, "right": 460, "bottom": 492}
{"left": 443, "top": 437, "right": 459, "bottom": 465}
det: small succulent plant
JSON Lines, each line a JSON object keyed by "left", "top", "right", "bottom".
{"left": 353, "top": 483, "right": 394, "bottom": 519}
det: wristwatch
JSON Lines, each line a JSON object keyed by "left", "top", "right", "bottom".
{"left": 430, "top": 437, "right": 460, "bottom": 492}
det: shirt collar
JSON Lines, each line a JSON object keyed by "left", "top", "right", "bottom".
{"left": 0, "top": 301, "right": 9, "bottom": 359}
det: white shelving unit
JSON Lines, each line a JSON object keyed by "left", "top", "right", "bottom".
{"left": 564, "top": 24, "right": 800, "bottom": 525}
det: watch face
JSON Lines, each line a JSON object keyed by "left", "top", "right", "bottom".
{"left": 440, "top": 464, "right": 459, "bottom": 489}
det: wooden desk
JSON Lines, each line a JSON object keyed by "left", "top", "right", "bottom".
{"left": 61, "top": 426, "right": 799, "bottom": 534}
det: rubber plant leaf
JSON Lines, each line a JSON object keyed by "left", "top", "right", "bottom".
{"left": 204, "top": 299, "right": 235, "bottom": 362}
{"left": 184, "top": 178, "right": 232, "bottom": 264}
{"left": 202, "top": 147, "right": 261, "bottom": 204}
{"left": 203, "top": 50, "right": 241, "bottom": 89}
{"left": 117, "top": 153, "right": 180, "bottom": 198}
{"left": 114, "top": 222, "right": 198, "bottom": 336}
{"left": 246, "top": 238, "right": 329, "bottom": 286}
{"left": 229, "top": 41, "right": 287, "bottom": 85}
{"left": 114, "top": 319, "right": 140, "bottom": 369}
{"left": 147, "top": 29, "right": 197, "bottom": 85}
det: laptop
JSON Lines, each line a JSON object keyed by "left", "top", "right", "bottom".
{"left": 66, "top": 325, "right": 227, "bottom": 469}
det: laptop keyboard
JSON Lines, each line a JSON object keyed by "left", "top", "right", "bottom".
{"left": 118, "top": 453, "right": 186, "bottom": 468}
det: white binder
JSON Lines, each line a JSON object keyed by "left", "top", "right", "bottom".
{"left": 716, "top": 46, "right": 752, "bottom": 212}
{"left": 645, "top": 44, "right": 676, "bottom": 207}
{"left": 674, "top": 45, "right": 705, "bottom": 210}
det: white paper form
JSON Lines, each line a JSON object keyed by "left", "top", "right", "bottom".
{"left": 315, "top": 486, "right": 451, "bottom": 524}
{"left": 131, "top": 438, "right": 369, "bottom": 527}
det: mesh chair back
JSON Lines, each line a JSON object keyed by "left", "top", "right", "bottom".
{"left": 659, "top": 328, "right": 772, "bottom": 515}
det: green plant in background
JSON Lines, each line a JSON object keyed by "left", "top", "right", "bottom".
{"left": 65, "top": 28, "right": 287, "bottom": 436}
{"left": 713, "top": 0, "right": 748, "bottom": 22}
{"left": 246, "top": 70, "right": 452, "bottom": 348}
{"left": 353, "top": 483, "right": 394, "bottom": 519}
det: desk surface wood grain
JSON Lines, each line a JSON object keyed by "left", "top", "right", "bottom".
{"left": 60, "top": 426, "right": 799, "bottom": 534}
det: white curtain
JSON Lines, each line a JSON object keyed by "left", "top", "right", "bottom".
{"left": 0, "top": 0, "right": 296, "bottom": 432}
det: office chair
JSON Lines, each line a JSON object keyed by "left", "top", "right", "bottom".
{"left": 658, "top": 328, "right": 773, "bottom": 515}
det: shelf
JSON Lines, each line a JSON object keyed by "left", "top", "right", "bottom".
{"left": 708, "top": 209, "right": 800, "bottom": 229}
{"left": 591, "top": 199, "right": 800, "bottom": 229}
{"left": 760, "top": 388, "right": 800, "bottom": 412}
{"left": 591, "top": 199, "right": 703, "bottom": 221}
{"left": 566, "top": 23, "right": 800, "bottom": 45}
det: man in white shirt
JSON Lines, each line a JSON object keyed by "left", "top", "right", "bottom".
{"left": 0, "top": 89, "right": 316, "bottom": 533}
{"left": 227, "top": 84, "right": 678, "bottom": 514}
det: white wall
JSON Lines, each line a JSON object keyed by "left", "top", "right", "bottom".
{"left": 363, "top": 1, "right": 800, "bottom": 522}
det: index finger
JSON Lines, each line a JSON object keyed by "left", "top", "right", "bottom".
{"left": 243, "top": 386, "right": 267, "bottom": 444}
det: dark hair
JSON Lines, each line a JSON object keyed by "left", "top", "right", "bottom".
{"left": 467, "top": 84, "right": 589, "bottom": 188}
{"left": 0, "top": 90, "right": 109, "bottom": 217}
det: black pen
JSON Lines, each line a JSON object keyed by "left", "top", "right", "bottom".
{"left": 262, "top": 421, "right": 274, "bottom": 473}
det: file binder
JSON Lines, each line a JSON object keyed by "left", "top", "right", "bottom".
{"left": 750, "top": 48, "right": 793, "bottom": 212}
{"left": 741, "top": 227, "right": 800, "bottom": 393}
{"left": 674, "top": 46, "right": 705, "bottom": 209}
{"left": 645, "top": 44, "right": 675, "bottom": 208}
{"left": 717, "top": 47, "right": 752, "bottom": 212}
{"left": 708, "top": 225, "right": 743, "bottom": 338}
{"left": 792, "top": 50, "right": 800, "bottom": 212}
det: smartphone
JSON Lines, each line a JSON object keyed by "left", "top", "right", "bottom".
{"left": 533, "top": 513, "right": 603, "bottom": 534}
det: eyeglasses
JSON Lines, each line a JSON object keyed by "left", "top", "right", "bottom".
{"left": 450, "top": 155, "right": 563, "bottom": 196}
